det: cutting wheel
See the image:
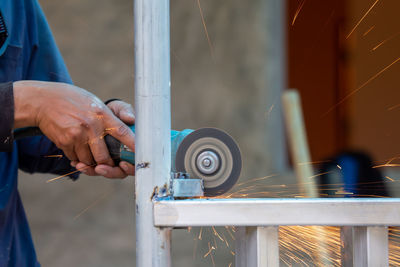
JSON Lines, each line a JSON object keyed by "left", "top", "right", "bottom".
{"left": 175, "top": 128, "right": 242, "bottom": 196}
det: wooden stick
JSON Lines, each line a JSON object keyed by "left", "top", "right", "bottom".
{"left": 282, "top": 89, "right": 318, "bottom": 197}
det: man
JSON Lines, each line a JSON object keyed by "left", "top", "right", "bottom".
{"left": 0, "top": 0, "right": 135, "bottom": 265}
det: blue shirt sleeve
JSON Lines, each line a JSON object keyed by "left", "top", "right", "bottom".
{"left": 16, "top": 1, "right": 78, "bottom": 179}
{"left": 0, "top": 82, "right": 14, "bottom": 151}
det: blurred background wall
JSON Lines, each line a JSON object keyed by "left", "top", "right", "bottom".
{"left": 17, "top": 0, "right": 400, "bottom": 266}
{"left": 21, "top": 0, "right": 286, "bottom": 266}
{"left": 347, "top": 0, "right": 400, "bottom": 163}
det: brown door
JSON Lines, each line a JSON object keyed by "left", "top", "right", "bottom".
{"left": 287, "top": 0, "right": 348, "bottom": 161}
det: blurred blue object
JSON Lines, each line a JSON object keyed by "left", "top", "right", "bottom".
{"left": 318, "top": 151, "right": 389, "bottom": 197}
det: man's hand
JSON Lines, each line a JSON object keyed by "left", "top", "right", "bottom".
{"left": 13, "top": 81, "right": 135, "bottom": 178}
{"left": 74, "top": 100, "right": 136, "bottom": 178}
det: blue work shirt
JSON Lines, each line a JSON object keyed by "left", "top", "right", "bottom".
{"left": 0, "top": 0, "right": 77, "bottom": 265}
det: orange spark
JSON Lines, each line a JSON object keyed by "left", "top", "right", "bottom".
{"left": 46, "top": 164, "right": 96, "bottom": 183}
{"left": 292, "top": 0, "right": 307, "bottom": 26}
{"left": 198, "top": 227, "right": 203, "bottom": 240}
{"left": 87, "top": 132, "right": 108, "bottom": 145}
{"left": 232, "top": 174, "right": 278, "bottom": 187}
{"left": 204, "top": 242, "right": 215, "bottom": 266}
{"left": 46, "top": 170, "right": 80, "bottom": 183}
{"left": 212, "top": 234, "right": 218, "bottom": 249}
{"left": 212, "top": 226, "right": 224, "bottom": 242}
{"left": 308, "top": 171, "right": 332, "bottom": 179}
{"left": 373, "top": 163, "right": 400, "bottom": 168}
{"left": 196, "top": 0, "right": 215, "bottom": 61}
{"left": 323, "top": 56, "right": 400, "bottom": 116}
{"left": 193, "top": 235, "right": 198, "bottom": 260}
{"left": 371, "top": 31, "right": 400, "bottom": 51}
{"left": 104, "top": 127, "right": 116, "bottom": 132}
{"left": 44, "top": 154, "right": 63, "bottom": 158}
{"left": 73, "top": 191, "right": 111, "bottom": 220}
{"left": 225, "top": 226, "right": 235, "bottom": 240}
{"left": 334, "top": 188, "right": 354, "bottom": 195}
{"left": 346, "top": 0, "right": 381, "bottom": 39}
{"left": 222, "top": 232, "right": 230, "bottom": 248}
{"left": 385, "top": 176, "right": 395, "bottom": 182}
{"left": 279, "top": 226, "right": 342, "bottom": 266}
{"left": 388, "top": 103, "right": 400, "bottom": 111}
{"left": 298, "top": 160, "right": 331, "bottom": 166}
{"left": 363, "top": 25, "right": 375, "bottom": 37}
{"left": 265, "top": 104, "right": 275, "bottom": 119}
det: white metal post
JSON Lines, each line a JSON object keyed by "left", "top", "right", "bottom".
{"left": 134, "top": 0, "right": 172, "bottom": 266}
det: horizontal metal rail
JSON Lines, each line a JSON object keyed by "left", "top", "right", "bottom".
{"left": 153, "top": 198, "right": 400, "bottom": 227}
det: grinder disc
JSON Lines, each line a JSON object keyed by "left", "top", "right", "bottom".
{"left": 175, "top": 128, "right": 242, "bottom": 196}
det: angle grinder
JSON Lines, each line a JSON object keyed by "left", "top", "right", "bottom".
{"left": 14, "top": 126, "right": 242, "bottom": 196}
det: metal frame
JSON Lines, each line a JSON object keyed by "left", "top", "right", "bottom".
{"left": 235, "top": 226, "right": 280, "bottom": 266}
{"left": 133, "top": 0, "right": 393, "bottom": 266}
{"left": 154, "top": 198, "right": 400, "bottom": 227}
{"left": 154, "top": 198, "right": 396, "bottom": 266}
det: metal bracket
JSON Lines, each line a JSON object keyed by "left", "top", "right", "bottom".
{"left": 170, "top": 172, "right": 204, "bottom": 198}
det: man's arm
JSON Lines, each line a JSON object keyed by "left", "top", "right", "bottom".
{"left": 13, "top": 80, "right": 135, "bottom": 177}
{"left": 4, "top": 80, "right": 135, "bottom": 179}
{"left": 9, "top": 0, "right": 135, "bottom": 179}
{"left": 0, "top": 81, "right": 79, "bottom": 179}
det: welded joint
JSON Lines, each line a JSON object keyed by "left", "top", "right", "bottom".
{"left": 169, "top": 172, "right": 204, "bottom": 198}
{"left": 152, "top": 184, "right": 170, "bottom": 201}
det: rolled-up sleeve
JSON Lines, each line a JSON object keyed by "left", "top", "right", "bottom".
{"left": 0, "top": 81, "right": 13, "bottom": 152}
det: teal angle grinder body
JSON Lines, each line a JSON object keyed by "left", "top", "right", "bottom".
{"left": 105, "top": 125, "right": 242, "bottom": 196}
{"left": 105, "top": 125, "right": 191, "bottom": 168}
{"left": 14, "top": 126, "right": 242, "bottom": 196}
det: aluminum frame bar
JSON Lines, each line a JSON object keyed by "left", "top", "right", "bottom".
{"left": 154, "top": 198, "right": 400, "bottom": 227}
{"left": 341, "top": 226, "right": 354, "bottom": 267}
{"left": 353, "top": 226, "right": 389, "bottom": 267}
{"left": 235, "top": 227, "right": 279, "bottom": 267}
{"left": 134, "top": 0, "right": 172, "bottom": 266}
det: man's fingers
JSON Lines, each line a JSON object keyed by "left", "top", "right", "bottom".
{"left": 75, "top": 144, "right": 95, "bottom": 166}
{"left": 106, "top": 120, "right": 135, "bottom": 152}
{"left": 120, "top": 161, "right": 135, "bottom": 176}
{"left": 120, "top": 110, "right": 135, "bottom": 125}
{"left": 76, "top": 162, "right": 97, "bottom": 176}
{"left": 63, "top": 148, "right": 78, "bottom": 162}
{"left": 75, "top": 162, "right": 133, "bottom": 178}
{"left": 107, "top": 101, "right": 135, "bottom": 125}
{"left": 88, "top": 135, "right": 114, "bottom": 166}
{"left": 95, "top": 165, "right": 127, "bottom": 179}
